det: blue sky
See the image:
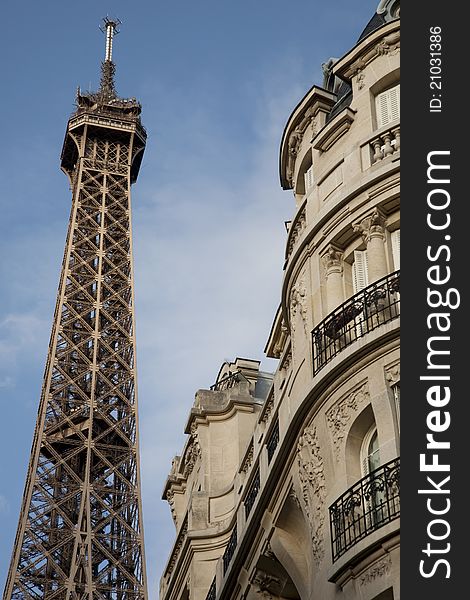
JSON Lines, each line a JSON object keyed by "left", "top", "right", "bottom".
{"left": 0, "top": 1, "right": 378, "bottom": 595}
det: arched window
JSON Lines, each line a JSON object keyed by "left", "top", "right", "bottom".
{"left": 361, "top": 425, "right": 380, "bottom": 477}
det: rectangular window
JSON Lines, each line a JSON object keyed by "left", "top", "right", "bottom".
{"left": 376, "top": 84, "right": 400, "bottom": 128}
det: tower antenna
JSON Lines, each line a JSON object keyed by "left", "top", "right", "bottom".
{"left": 99, "top": 17, "right": 122, "bottom": 100}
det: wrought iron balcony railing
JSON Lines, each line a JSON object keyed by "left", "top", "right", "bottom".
{"left": 329, "top": 457, "right": 400, "bottom": 562}
{"left": 205, "top": 577, "right": 216, "bottom": 600}
{"left": 312, "top": 271, "right": 400, "bottom": 375}
{"left": 210, "top": 371, "right": 248, "bottom": 391}
{"left": 222, "top": 525, "right": 238, "bottom": 574}
{"left": 244, "top": 468, "right": 260, "bottom": 519}
{"left": 266, "top": 419, "right": 280, "bottom": 464}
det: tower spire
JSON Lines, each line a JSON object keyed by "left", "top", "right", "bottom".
{"left": 99, "top": 17, "right": 121, "bottom": 100}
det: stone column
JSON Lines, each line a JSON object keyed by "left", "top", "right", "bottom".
{"left": 323, "top": 245, "right": 344, "bottom": 312}
{"left": 353, "top": 209, "right": 388, "bottom": 282}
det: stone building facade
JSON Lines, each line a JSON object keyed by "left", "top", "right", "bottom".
{"left": 159, "top": 2, "right": 400, "bottom": 600}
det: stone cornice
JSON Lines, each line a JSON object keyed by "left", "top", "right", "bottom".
{"left": 333, "top": 20, "right": 400, "bottom": 83}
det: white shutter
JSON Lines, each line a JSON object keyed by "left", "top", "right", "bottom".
{"left": 352, "top": 250, "right": 369, "bottom": 294}
{"left": 376, "top": 84, "right": 400, "bottom": 128}
{"left": 390, "top": 85, "right": 400, "bottom": 121}
{"left": 304, "top": 165, "right": 314, "bottom": 191}
{"left": 391, "top": 229, "right": 400, "bottom": 270}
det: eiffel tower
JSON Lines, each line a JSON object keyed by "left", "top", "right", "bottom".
{"left": 4, "top": 19, "right": 148, "bottom": 600}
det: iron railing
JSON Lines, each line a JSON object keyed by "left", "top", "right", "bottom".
{"left": 312, "top": 271, "right": 400, "bottom": 375}
{"left": 210, "top": 371, "right": 248, "bottom": 391}
{"left": 329, "top": 457, "right": 400, "bottom": 562}
{"left": 222, "top": 525, "right": 238, "bottom": 574}
{"left": 244, "top": 468, "right": 261, "bottom": 519}
{"left": 205, "top": 577, "right": 216, "bottom": 600}
{"left": 266, "top": 419, "right": 280, "bottom": 464}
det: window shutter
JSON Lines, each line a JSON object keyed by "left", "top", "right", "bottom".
{"left": 376, "top": 84, "right": 400, "bottom": 128}
{"left": 390, "top": 85, "right": 400, "bottom": 121}
{"left": 304, "top": 165, "right": 314, "bottom": 191}
{"left": 352, "top": 250, "right": 369, "bottom": 294}
{"left": 391, "top": 229, "right": 400, "bottom": 270}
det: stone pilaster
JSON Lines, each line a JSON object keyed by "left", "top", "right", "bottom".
{"left": 322, "top": 245, "right": 344, "bottom": 312}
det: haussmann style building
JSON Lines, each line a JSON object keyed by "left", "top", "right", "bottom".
{"left": 159, "top": 2, "right": 400, "bottom": 600}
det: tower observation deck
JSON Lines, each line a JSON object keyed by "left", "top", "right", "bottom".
{"left": 3, "top": 19, "right": 148, "bottom": 600}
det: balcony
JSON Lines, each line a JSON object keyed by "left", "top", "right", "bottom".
{"left": 210, "top": 371, "right": 248, "bottom": 391}
{"left": 329, "top": 457, "right": 400, "bottom": 562}
{"left": 222, "top": 525, "right": 238, "bottom": 574}
{"left": 244, "top": 468, "right": 260, "bottom": 519}
{"left": 312, "top": 271, "right": 400, "bottom": 375}
{"left": 370, "top": 124, "right": 400, "bottom": 163}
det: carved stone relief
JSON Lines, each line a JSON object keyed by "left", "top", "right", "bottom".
{"left": 296, "top": 424, "right": 326, "bottom": 564}
{"left": 322, "top": 245, "right": 343, "bottom": 275}
{"left": 326, "top": 382, "right": 370, "bottom": 460}
{"left": 286, "top": 106, "right": 317, "bottom": 186}
{"left": 183, "top": 421, "right": 202, "bottom": 478}
{"left": 166, "top": 489, "right": 177, "bottom": 524}
{"left": 290, "top": 277, "right": 308, "bottom": 334}
{"left": 359, "top": 555, "right": 392, "bottom": 585}
{"left": 353, "top": 208, "right": 386, "bottom": 244}
{"left": 385, "top": 362, "right": 400, "bottom": 387}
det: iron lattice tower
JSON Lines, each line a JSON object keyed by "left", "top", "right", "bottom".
{"left": 4, "top": 20, "right": 148, "bottom": 600}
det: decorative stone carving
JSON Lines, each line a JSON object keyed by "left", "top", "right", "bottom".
{"left": 286, "top": 207, "right": 307, "bottom": 259}
{"left": 359, "top": 555, "right": 392, "bottom": 585}
{"left": 167, "top": 520, "right": 188, "bottom": 575}
{"left": 385, "top": 362, "right": 400, "bottom": 386}
{"left": 261, "top": 392, "right": 275, "bottom": 424}
{"left": 281, "top": 349, "right": 292, "bottom": 374}
{"left": 322, "top": 245, "right": 343, "bottom": 275}
{"left": 350, "top": 59, "right": 366, "bottom": 90}
{"left": 286, "top": 106, "right": 317, "bottom": 186}
{"left": 290, "top": 278, "right": 308, "bottom": 333}
{"left": 296, "top": 425, "right": 326, "bottom": 564}
{"left": 326, "top": 383, "right": 370, "bottom": 460}
{"left": 183, "top": 422, "right": 201, "bottom": 478}
{"left": 166, "top": 490, "right": 177, "bottom": 524}
{"left": 376, "top": 32, "right": 401, "bottom": 56}
{"left": 241, "top": 440, "right": 254, "bottom": 474}
{"left": 252, "top": 569, "right": 282, "bottom": 599}
{"left": 353, "top": 209, "right": 386, "bottom": 244}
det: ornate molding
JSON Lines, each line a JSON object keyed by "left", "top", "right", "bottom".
{"left": 241, "top": 440, "right": 254, "bottom": 474}
{"left": 350, "top": 59, "right": 366, "bottom": 90}
{"left": 286, "top": 106, "right": 317, "bottom": 186}
{"left": 261, "top": 391, "right": 275, "bottom": 424}
{"left": 353, "top": 208, "right": 386, "bottom": 244}
{"left": 290, "top": 277, "right": 308, "bottom": 333}
{"left": 183, "top": 422, "right": 201, "bottom": 478}
{"left": 296, "top": 425, "right": 326, "bottom": 564}
{"left": 166, "top": 490, "right": 177, "bottom": 524}
{"left": 385, "top": 362, "right": 400, "bottom": 386}
{"left": 167, "top": 520, "right": 188, "bottom": 575}
{"left": 322, "top": 245, "right": 343, "bottom": 275}
{"left": 359, "top": 555, "right": 392, "bottom": 585}
{"left": 286, "top": 207, "right": 307, "bottom": 259}
{"left": 326, "top": 383, "right": 370, "bottom": 460}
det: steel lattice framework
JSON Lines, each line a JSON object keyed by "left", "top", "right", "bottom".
{"left": 4, "top": 20, "right": 148, "bottom": 600}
